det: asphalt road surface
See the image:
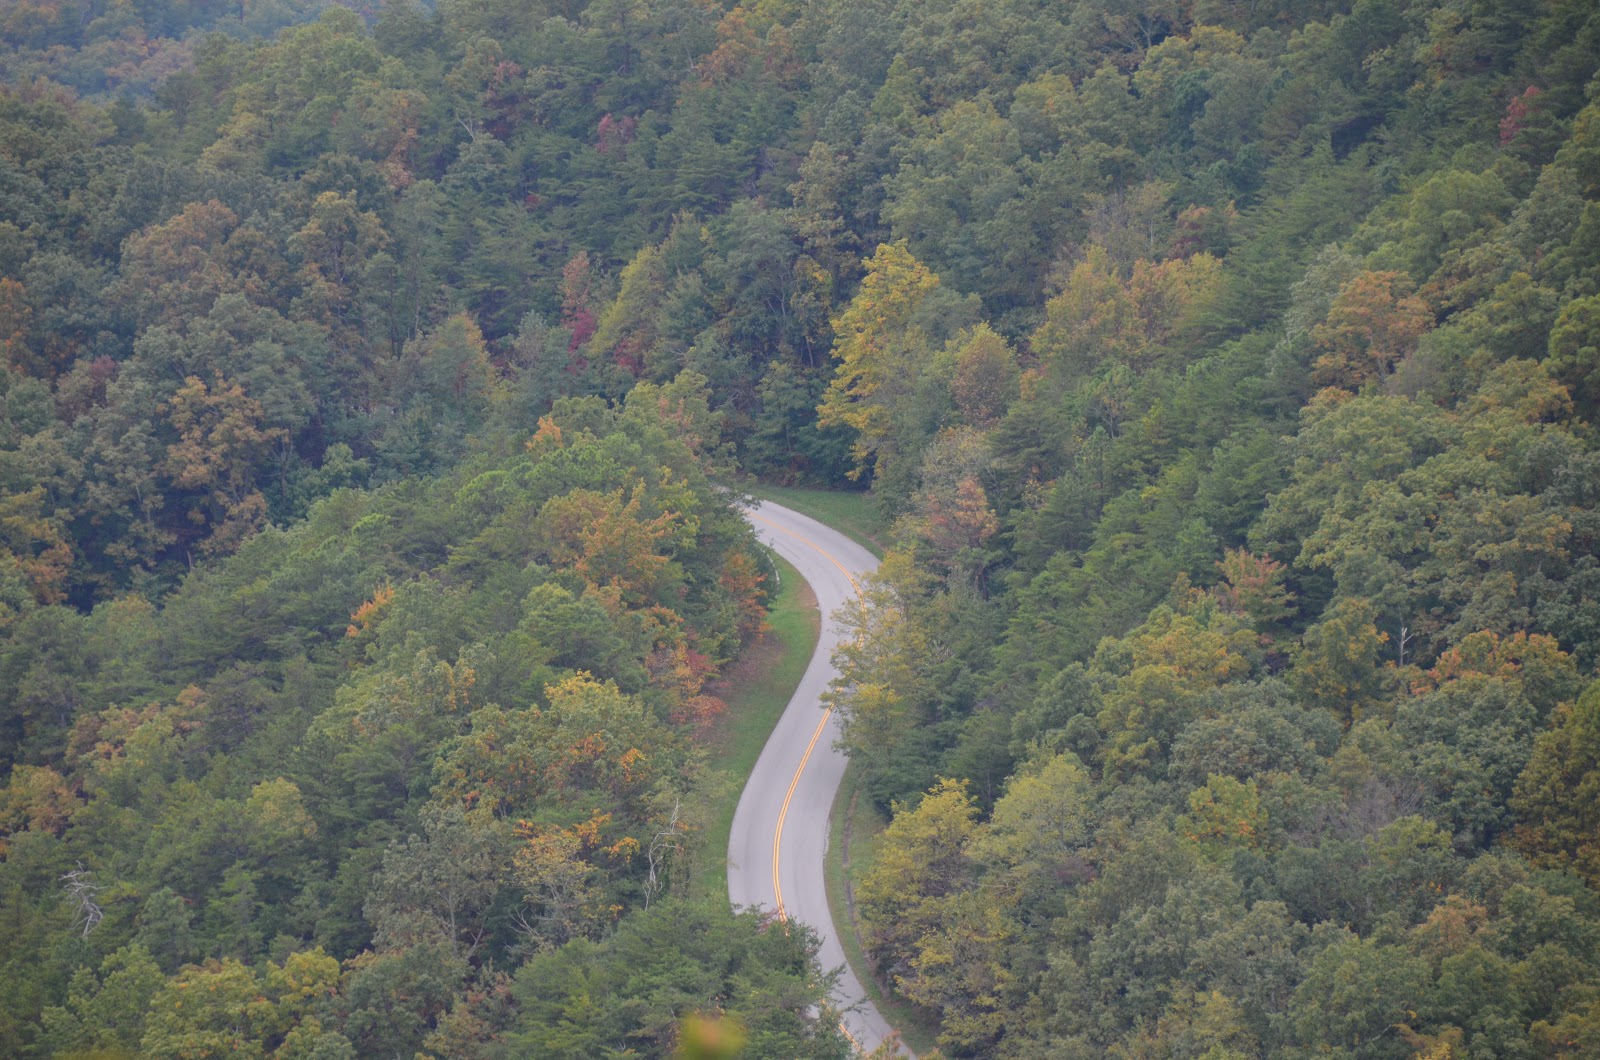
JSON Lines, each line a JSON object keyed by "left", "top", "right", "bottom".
{"left": 729, "top": 499, "right": 911, "bottom": 1057}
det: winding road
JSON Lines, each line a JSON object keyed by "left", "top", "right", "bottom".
{"left": 729, "top": 499, "right": 911, "bottom": 1057}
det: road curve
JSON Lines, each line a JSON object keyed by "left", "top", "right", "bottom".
{"left": 729, "top": 499, "right": 910, "bottom": 1057}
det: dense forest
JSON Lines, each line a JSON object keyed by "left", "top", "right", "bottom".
{"left": 2, "top": 0, "right": 1600, "bottom": 1056}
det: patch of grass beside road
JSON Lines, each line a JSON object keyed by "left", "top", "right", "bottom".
{"left": 692, "top": 552, "right": 819, "bottom": 902}
{"left": 746, "top": 483, "right": 889, "bottom": 559}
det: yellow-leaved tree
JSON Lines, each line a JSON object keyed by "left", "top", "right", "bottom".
{"left": 817, "top": 241, "right": 944, "bottom": 480}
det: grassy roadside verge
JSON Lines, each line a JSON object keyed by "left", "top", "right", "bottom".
{"left": 745, "top": 483, "right": 890, "bottom": 559}
{"left": 692, "top": 552, "right": 820, "bottom": 902}
{"left": 825, "top": 761, "right": 944, "bottom": 1057}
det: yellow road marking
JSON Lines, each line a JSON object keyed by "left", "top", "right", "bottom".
{"left": 769, "top": 699, "right": 831, "bottom": 920}
{"left": 751, "top": 509, "right": 864, "bottom": 599}
{"left": 749, "top": 508, "right": 866, "bottom": 919}
{"left": 747, "top": 507, "right": 875, "bottom": 1055}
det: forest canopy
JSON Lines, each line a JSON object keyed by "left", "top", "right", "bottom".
{"left": 3, "top": 0, "right": 1600, "bottom": 1057}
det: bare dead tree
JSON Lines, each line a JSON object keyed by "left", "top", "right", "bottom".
{"left": 60, "top": 863, "right": 103, "bottom": 938}
{"left": 643, "top": 796, "right": 685, "bottom": 911}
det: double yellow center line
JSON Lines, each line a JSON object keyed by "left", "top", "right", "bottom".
{"left": 748, "top": 510, "right": 864, "bottom": 920}
{"left": 747, "top": 508, "right": 871, "bottom": 1054}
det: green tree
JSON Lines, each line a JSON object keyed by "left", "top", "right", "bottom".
{"left": 1290, "top": 596, "right": 1389, "bottom": 724}
{"left": 1031, "top": 245, "right": 1224, "bottom": 391}
{"left": 366, "top": 801, "right": 505, "bottom": 960}
{"left": 1290, "top": 931, "right": 1429, "bottom": 1057}
{"left": 882, "top": 98, "right": 1044, "bottom": 313}
{"left": 1547, "top": 292, "right": 1600, "bottom": 421}
{"left": 506, "top": 899, "right": 849, "bottom": 1060}
{"left": 139, "top": 950, "right": 341, "bottom": 1059}
{"left": 1513, "top": 681, "right": 1600, "bottom": 887}
{"left": 39, "top": 944, "right": 165, "bottom": 1057}
{"left": 857, "top": 777, "right": 978, "bottom": 972}
{"left": 825, "top": 549, "right": 941, "bottom": 786}
{"left": 340, "top": 940, "right": 465, "bottom": 1059}
{"left": 969, "top": 751, "right": 1092, "bottom": 918}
